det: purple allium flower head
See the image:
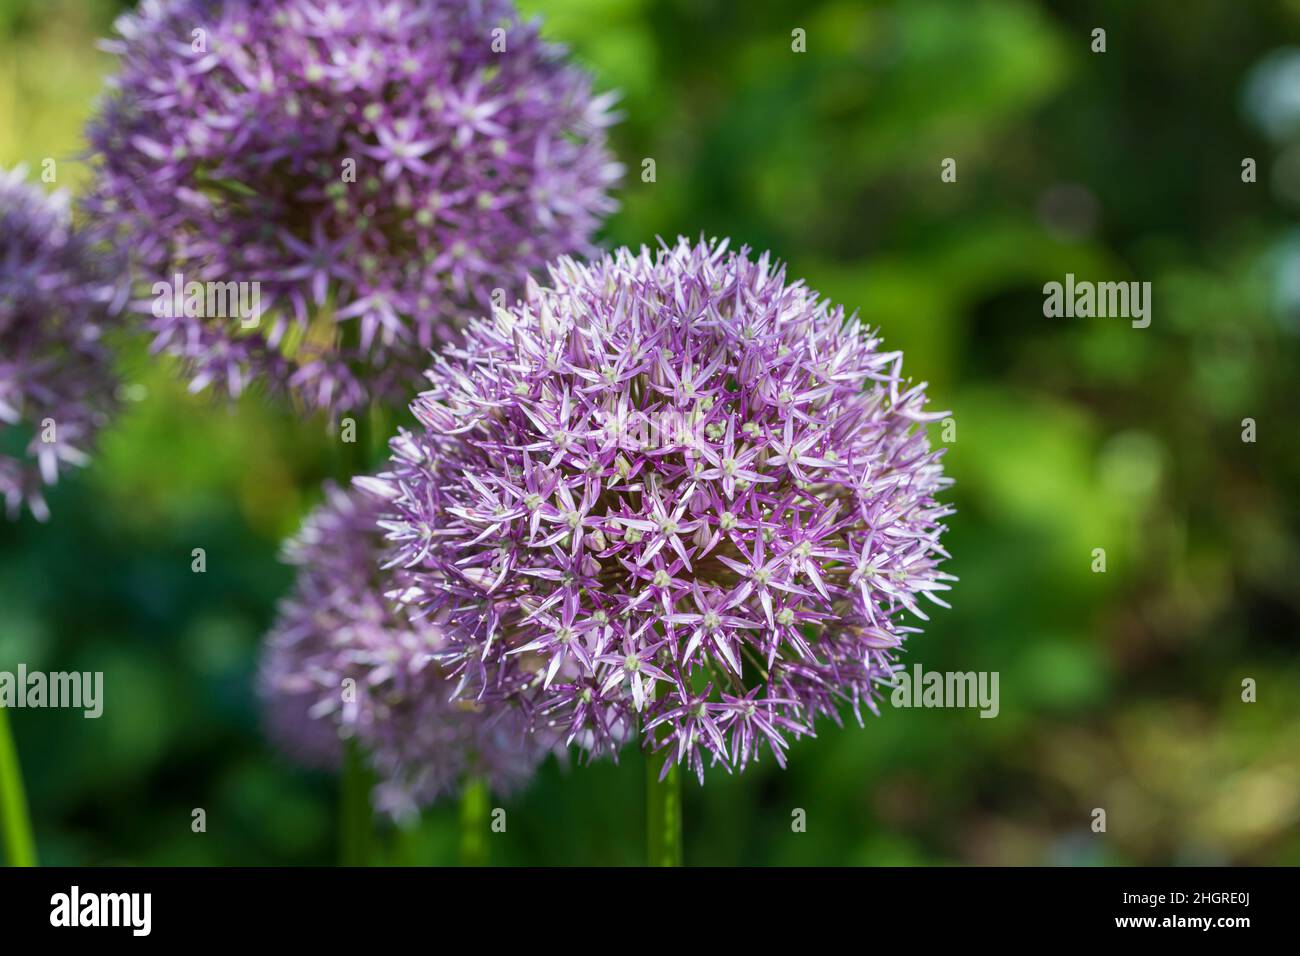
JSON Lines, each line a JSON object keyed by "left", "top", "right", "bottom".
{"left": 258, "top": 481, "right": 549, "bottom": 817}
{"left": 0, "top": 166, "right": 122, "bottom": 521}
{"left": 371, "top": 238, "right": 956, "bottom": 782}
{"left": 86, "top": 0, "right": 622, "bottom": 412}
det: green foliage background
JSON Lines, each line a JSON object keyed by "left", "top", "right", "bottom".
{"left": 1, "top": 0, "right": 1297, "bottom": 865}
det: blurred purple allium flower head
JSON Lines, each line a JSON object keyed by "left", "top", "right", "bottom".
{"left": 0, "top": 165, "right": 122, "bottom": 521}
{"left": 87, "top": 0, "right": 622, "bottom": 412}
{"left": 369, "top": 237, "right": 956, "bottom": 783}
{"left": 259, "top": 481, "right": 548, "bottom": 818}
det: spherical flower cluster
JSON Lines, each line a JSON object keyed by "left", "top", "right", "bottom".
{"left": 0, "top": 166, "right": 122, "bottom": 521}
{"left": 258, "top": 481, "right": 548, "bottom": 818}
{"left": 372, "top": 237, "right": 956, "bottom": 782}
{"left": 86, "top": 0, "right": 622, "bottom": 411}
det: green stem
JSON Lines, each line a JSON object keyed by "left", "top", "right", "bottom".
{"left": 459, "top": 776, "right": 489, "bottom": 867}
{"left": 339, "top": 738, "right": 374, "bottom": 867}
{"left": 368, "top": 403, "right": 391, "bottom": 462}
{"left": 646, "top": 745, "right": 682, "bottom": 866}
{"left": 390, "top": 821, "right": 418, "bottom": 867}
{"left": 0, "top": 706, "right": 37, "bottom": 867}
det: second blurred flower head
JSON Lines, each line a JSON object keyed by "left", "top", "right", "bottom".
{"left": 86, "top": 0, "right": 622, "bottom": 412}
